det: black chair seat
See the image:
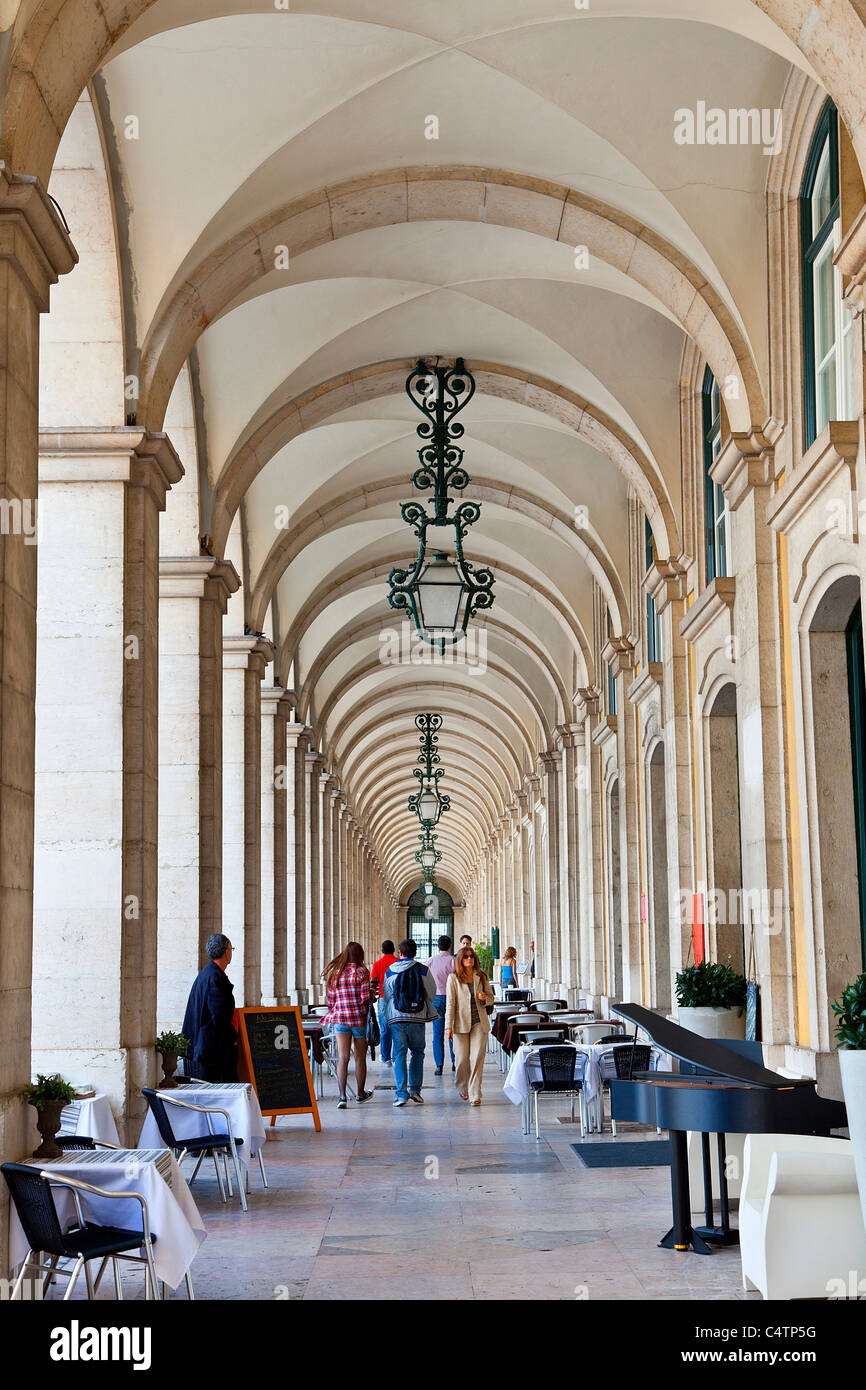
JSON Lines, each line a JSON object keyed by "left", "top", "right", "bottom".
{"left": 178, "top": 1134, "right": 243, "bottom": 1154}
{"left": 529, "top": 1079, "right": 583, "bottom": 1092}
{"left": 64, "top": 1223, "right": 156, "bottom": 1259}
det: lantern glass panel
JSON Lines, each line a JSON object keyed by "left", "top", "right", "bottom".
{"left": 416, "top": 552, "right": 465, "bottom": 637}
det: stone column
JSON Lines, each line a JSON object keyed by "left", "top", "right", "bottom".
{"left": 330, "top": 788, "right": 344, "bottom": 953}
{"left": 577, "top": 689, "right": 605, "bottom": 1005}
{"left": 285, "top": 722, "right": 308, "bottom": 1005}
{"left": 305, "top": 748, "right": 323, "bottom": 1001}
{"left": 538, "top": 751, "right": 563, "bottom": 994}
{"left": 33, "top": 428, "right": 182, "bottom": 1144}
{"left": 610, "top": 642, "right": 643, "bottom": 1003}
{"left": 0, "top": 177, "right": 75, "bottom": 1250}
{"left": 339, "top": 803, "right": 350, "bottom": 945}
{"left": 222, "top": 634, "right": 274, "bottom": 1005}
{"left": 260, "top": 686, "right": 289, "bottom": 1006}
{"left": 158, "top": 557, "right": 238, "bottom": 1028}
{"left": 554, "top": 726, "right": 581, "bottom": 1000}
{"left": 711, "top": 430, "right": 792, "bottom": 1050}
{"left": 320, "top": 772, "right": 335, "bottom": 978}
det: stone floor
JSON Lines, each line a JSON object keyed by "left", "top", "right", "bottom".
{"left": 78, "top": 1047, "right": 755, "bottom": 1301}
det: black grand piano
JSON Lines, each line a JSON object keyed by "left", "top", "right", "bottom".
{"left": 609, "top": 1002, "right": 848, "bottom": 1254}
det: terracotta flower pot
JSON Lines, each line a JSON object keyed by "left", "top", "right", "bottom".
{"left": 158, "top": 1050, "right": 180, "bottom": 1089}
{"left": 31, "top": 1100, "right": 66, "bottom": 1160}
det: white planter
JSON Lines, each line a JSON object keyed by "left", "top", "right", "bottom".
{"left": 677, "top": 1005, "right": 746, "bottom": 1041}
{"left": 839, "top": 1049, "right": 866, "bottom": 1236}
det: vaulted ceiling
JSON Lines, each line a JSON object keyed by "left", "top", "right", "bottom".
{"left": 49, "top": 1, "right": 805, "bottom": 898}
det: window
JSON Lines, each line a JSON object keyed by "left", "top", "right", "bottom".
{"left": 645, "top": 516, "right": 662, "bottom": 664}
{"left": 702, "top": 367, "right": 729, "bottom": 582}
{"left": 801, "top": 101, "right": 854, "bottom": 448}
{"left": 606, "top": 611, "right": 617, "bottom": 715}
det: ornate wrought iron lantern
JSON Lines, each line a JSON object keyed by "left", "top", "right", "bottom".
{"left": 387, "top": 358, "right": 494, "bottom": 651}
{"left": 415, "top": 831, "right": 441, "bottom": 873}
{"left": 408, "top": 712, "right": 450, "bottom": 828}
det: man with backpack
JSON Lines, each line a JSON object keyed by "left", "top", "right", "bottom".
{"left": 383, "top": 938, "right": 437, "bottom": 1107}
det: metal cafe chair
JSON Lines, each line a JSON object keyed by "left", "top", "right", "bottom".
{"left": 532, "top": 999, "right": 566, "bottom": 1013}
{"left": 504, "top": 989, "right": 532, "bottom": 1003}
{"left": 141, "top": 1088, "right": 256, "bottom": 1212}
{"left": 1, "top": 1162, "right": 175, "bottom": 1301}
{"left": 528, "top": 1047, "right": 589, "bottom": 1139}
{"left": 595, "top": 1044, "right": 654, "bottom": 1135}
{"left": 56, "top": 1137, "right": 121, "bottom": 1153}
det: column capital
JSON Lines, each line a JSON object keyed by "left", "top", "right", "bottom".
{"left": 39, "top": 427, "right": 184, "bottom": 509}
{"left": 573, "top": 687, "right": 600, "bottom": 725}
{"left": 260, "top": 684, "right": 290, "bottom": 718}
{"left": 837, "top": 203, "right": 866, "bottom": 316}
{"left": 284, "top": 721, "right": 309, "bottom": 751}
{"left": 600, "top": 634, "right": 635, "bottom": 677}
{"left": 553, "top": 723, "right": 581, "bottom": 750}
{"left": 711, "top": 426, "right": 780, "bottom": 511}
{"left": 223, "top": 633, "right": 276, "bottom": 677}
{"left": 646, "top": 557, "right": 688, "bottom": 614}
{"left": 320, "top": 770, "right": 338, "bottom": 793}
{"left": 537, "top": 750, "right": 560, "bottom": 775}
{"left": 0, "top": 168, "right": 77, "bottom": 308}
{"left": 159, "top": 555, "right": 240, "bottom": 610}
{"left": 306, "top": 748, "right": 325, "bottom": 773}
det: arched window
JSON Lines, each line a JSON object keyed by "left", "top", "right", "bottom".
{"left": 801, "top": 100, "right": 854, "bottom": 447}
{"left": 645, "top": 516, "right": 662, "bottom": 663}
{"left": 606, "top": 610, "right": 617, "bottom": 715}
{"left": 702, "top": 366, "right": 728, "bottom": 581}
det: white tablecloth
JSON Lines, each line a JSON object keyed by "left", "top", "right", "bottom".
{"left": 9, "top": 1149, "right": 205, "bottom": 1289}
{"left": 138, "top": 1082, "right": 266, "bottom": 1166}
{"left": 504, "top": 1044, "right": 598, "bottom": 1106}
{"left": 59, "top": 1094, "right": 120, "bottom": 1146}
{"left": 505, "top": 1042, "right": 668, "bottom": 1109}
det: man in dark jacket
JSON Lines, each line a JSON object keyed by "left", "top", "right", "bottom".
{"left": 182, "top": 934, "right": 239, "bottom": 1081}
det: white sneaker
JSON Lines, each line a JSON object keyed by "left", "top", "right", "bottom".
{"left": 393, "top": 1097, "right": 408, "bottom": 1107}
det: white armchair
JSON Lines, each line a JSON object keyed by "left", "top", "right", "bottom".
{"left": 741, "top": 1134, "right": 866, "bottom": 1299}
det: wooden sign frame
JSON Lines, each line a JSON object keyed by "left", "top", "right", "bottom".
{"left": 236, "top": 1005, "right": 321, "bottom": 1131}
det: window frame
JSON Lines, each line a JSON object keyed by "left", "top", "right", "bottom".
{"left": 801, "top": 100, "right": 851, "bottom": 450}
{"left": 702, "top": 366, "right": 728, "bottom": 583}
{"left": 644, "top": 516, "right": 662, "bottom": 664}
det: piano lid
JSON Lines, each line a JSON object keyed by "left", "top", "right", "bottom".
{"left": 611, "top": 1002, "right": 812, "bottom": 1089}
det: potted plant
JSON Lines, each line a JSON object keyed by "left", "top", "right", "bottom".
{"left": 833, "top": 973, "right": 866, "bottom": 1232}
{"left": 475, "top": 940, "right": 494, "bottom": 979}
{"left": 24, "top": 1073, "right": 77, "bottom": 1160}
{"left": 155, "top": 1030, "right": 189, "bottom": 1089}
{"left": 675, "top": 961, "right": 747, "bottom": 1040}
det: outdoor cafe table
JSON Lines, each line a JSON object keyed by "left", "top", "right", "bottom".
{"left": 503, "top": 1043, "right": 592, "bottom": 1135}
{"left": 138, "top": 1081, "right": 266, "bottom": 1169}
{"left": 302, "top": 1019, "right": 325, "bottom": 1064}
{"left": 8, "top": 1149, "right": 205, "bottom": 1290}
{"left": 499, "top": 1017, "right": 609, "bottom": 1054}
{"left": 59, "top": 1093, "right": 120, "bottom": 1146}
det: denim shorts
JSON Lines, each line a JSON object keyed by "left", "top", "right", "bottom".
{"left": 333, "top": 1024, "right": 366, "bottom": 1038}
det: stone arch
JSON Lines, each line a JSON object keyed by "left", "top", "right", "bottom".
{"left": 135, "top": 166, "right": 772, "bottom": 437}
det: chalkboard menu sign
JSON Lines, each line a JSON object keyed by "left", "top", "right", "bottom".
{"left": 236, "top": 1006, "right": 321, "bottom": 1131}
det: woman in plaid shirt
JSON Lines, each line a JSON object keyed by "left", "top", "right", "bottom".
{"left": 322, "top": 941, "right": 375, "bottom": 1109}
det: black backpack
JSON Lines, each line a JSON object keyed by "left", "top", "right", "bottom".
{"left": 392, "top": 963, "right": 425, "bottom": 1014}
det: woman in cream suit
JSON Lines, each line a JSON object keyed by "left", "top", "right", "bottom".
{"left": 445, "top": 946, "right": 495, "bottom": 1105}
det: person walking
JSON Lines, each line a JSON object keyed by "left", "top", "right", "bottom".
{"left": 383, "top": 939, "right": 437, "bottom": 1107}
{"left": 370, "top": 938, "right": 399, "bottom": 1066}
{"left": 427, "top": 935, "right": 456, "bottom": 1075}
{"left": 321, "top": 942, "right": 375, "bottom": 1109}
{"left": 500, "top": 945, "right": 519, "bottom": 992}
{"left": 445, "top": 946, "right": 495, "bottom": 1106}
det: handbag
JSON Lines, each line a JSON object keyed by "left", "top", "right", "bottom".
{"left": 365, "top": 1002, "right": 381, "bottom": 1057}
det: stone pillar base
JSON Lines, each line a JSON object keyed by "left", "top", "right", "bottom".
{"left": 288, "top": 990, "right": 309, "bottom": 1008}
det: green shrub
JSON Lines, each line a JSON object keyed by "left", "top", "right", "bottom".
{"left": 24, "top": 1073, "right": 77, "bottom": 1110}
{"left": 474, "top": 940, "right": 494, "bottom": 978}
{"left": 832, "top": 973, "right": 866, "bottom": 1049}
{"left": 675, "top": 961, "right": 747, "bottom": 1009}
{"left": 155, "top": 1030, "right": 189, "bottom": 1055}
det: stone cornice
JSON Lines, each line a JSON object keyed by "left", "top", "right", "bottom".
{"left": 39, "top": 426, "right": 183, "bottom": 509}
{"left": 627, "top": 664, "right": 663, "bottom": 706}
{"left": 679, "top": 577, "right": 736, "bottom": 645}
{"left": 767, "top": 421, "right": 859, "bottom": 535}
{"left": 223, "top": 634, "right": 276, "bottom": 676}
{"left": 0, "top": 169, "right": 77, "bottom": 307}
{"left": 590, "top": 715, "right": 617, "bottom": 749}
{"left": 711, "top": 428, "right": 778, "bottom": 511}
{"left": 553, "top": 721, "right": 582, "bottom": 750}
{"left": 573, "top": 687, "right": 600, "bottom": 725}
{"left": 260, "top": 684, "right": 287, "bottom": 716}
{"left": 836, "top": 204, "right": 866, "bottom": 316}
{"left": 159, "top": 555, "right": 240, "bottom": 606}
{"left": 601, "top": 635, "right": 635, "bottom": 677}
{"left": 646, "top": 557, "right": 687, "bottom": 613}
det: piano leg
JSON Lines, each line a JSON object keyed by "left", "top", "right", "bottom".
{"left": 659, "top": 1129, "right": 713, "bottom": 1254}
{"left": 694, "top": 1133, "right": 739, "bottom": 1246}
